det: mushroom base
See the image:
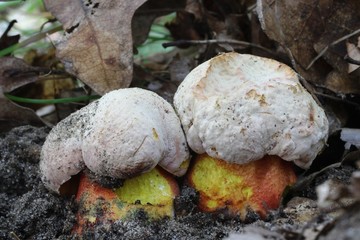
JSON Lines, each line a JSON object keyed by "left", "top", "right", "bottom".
{"left": 187, "top": 154, "right": 297, "bottom": 219}
{"left": 73, "top": 167, "right": 179, "bottom": 234}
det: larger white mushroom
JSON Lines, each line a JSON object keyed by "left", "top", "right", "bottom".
{"left": 173, "top": 52, "right": 329, "bottom": 218}
{"left": 40, "top": 88, "right": 189, "bottom": 194}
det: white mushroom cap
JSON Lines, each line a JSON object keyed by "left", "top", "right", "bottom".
{"left": 82, "top": 88, "right": 189, "bottom": 178}
{"left": 40, "top": 88, "right": 189, "bottom": 193}
{"left": 174, "top": 52, "right": 329, "bottom": 169}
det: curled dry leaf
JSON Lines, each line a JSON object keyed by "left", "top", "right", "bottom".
{"left": 324, "top": 70, "right": 360, "bottom": 94}
{"left": 0, "top": 57, "right": 45, "bottom": 132}
{"left": 312, "top": 0, "right": 360, "bottom": 75}
{"left": 132, "top": 0, "right": 186, "bottom": 46}
{"left": 0, "top": 92, "right": 44, "bottom": 133}
{"left": 257, "top": 0, "right": 360, "bottom": 95}
{"left": 0, "top": 57, "right": 40, "bottom": 92}
{"left": 346, "top": 38, "right": 360, "bottom": 74}
{"left": 44, "top": 0, "right": 147, "bottom": 95}
{"left": 257, "top": 0, "right": 332, "bottom": 84}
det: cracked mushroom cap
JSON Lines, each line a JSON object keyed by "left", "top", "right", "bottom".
{"left": 40, "top": 88, "right": 189, "bottom": 193}
{"left": 174, "top": 52, "right": 329, "bottom": 169}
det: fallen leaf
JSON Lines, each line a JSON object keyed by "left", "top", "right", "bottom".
{"left": 0, "top": 57, "right": 40, "bottom": 92}
{"left": 346, "top": 38, "right": 360, "bottom": 73}
{"left": 324, "top": 70, "right": 360, "bottom": 94}
{"left": 257, "top": 0, "right": 333, "bottom": 84}
{"left": 166, "top": 10, "right": 206, "bottom": 43}
{"left": 257, "top": 0, "right": 360, "bottom": 95}
{"left": 250, "top": 13, "right": 277, "bottom": 58}
{"left": 0, "top": 92, "right": 45, "bottom": 133}
{"left": 132, "top": 0, "right": 186, "bottom": 46}
{"left": 0, "top": 57, "right": 48, "bottom": 132}
{"left": 203, "top": 0, "right": 250, "bottom": 42}
{"left": 312, "top": 0, "right": 360, "bottom": 75}
{"left": 44, "top": 0, "right": 148, "bottom": 95}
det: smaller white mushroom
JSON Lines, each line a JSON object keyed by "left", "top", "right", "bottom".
{"left": 174, "top": 52, "right": 329, "bottom": 169}
{"left": 40, "top": 88, "right": 189, "bottom": 193}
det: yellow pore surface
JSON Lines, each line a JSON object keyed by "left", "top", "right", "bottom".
{"left": 114, "top": 167, "right": 179, "bottom": 219}
{"left": 115, "top": 167, "right": 178, "bottom": 206}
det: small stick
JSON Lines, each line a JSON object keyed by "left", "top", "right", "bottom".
{"left": 344, "top": 55, "right": 360, "bottom": 65}
{"left": 9, "top": 231, "right": 20, "bottom": 240}
{"left": 0, "top": 25, "right": 62, "bottom": 57}
{"left": 162, "top": 39, "right": 276, "bottom": 56}
{"left": 306, "top": 28, "right": 360, "bottom": 70}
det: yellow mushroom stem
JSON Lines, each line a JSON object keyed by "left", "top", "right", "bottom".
{"left": 73, "top": 167, "right": 179, "bottom": 234}
{"left": 186, "top": 154, "right": 297, "bottom": 219}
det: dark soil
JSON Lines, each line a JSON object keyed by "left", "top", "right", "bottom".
{"left": 1, "top": 125, "right": 359, "bottom": 240}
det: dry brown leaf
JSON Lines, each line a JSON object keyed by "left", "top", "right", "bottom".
{"left": 257, "top": 0, "right": 333, "bottom": 84}
{"left": 44, "top": 0, "right": 147, "bottom": 95}
{"left": 325, "top": 70, "right": 360, "bottom": 94}
{"left": 312, "top": 0, "right": 360, "bottom": 74}
{"left": 346, "top": 38, "right": 360, "bottom": 73}
{"left": 167, "top": 0, "right": 268, "bottom": 55}
{"left": 132, "top": 0, "right": 186, "bottom": 46}
{"left": 166, "top": 10, "right": 206, "bottom": 43}
{"left": 0, "top": 57, "right": 40, "bottom": 92}
{"left": 203, "top": 0, "right": 250, "bottom": 41}
{"left": 257, "top": 0, "right": 360, "bottom": 95}
{"left": 0, "top": 57, "right": 46, "bottom": 132}
{"left": 0, "top": 92, "right": 45, "bottom": 133}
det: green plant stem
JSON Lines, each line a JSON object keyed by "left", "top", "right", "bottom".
{"left": 0, "top": 1, "right": 23, "bottom": 11}
{"left": 4, "top": 93, "right": 100, "bottom": 104}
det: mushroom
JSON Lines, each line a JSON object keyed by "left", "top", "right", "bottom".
{"left": 173, "top": 52, "right": 329, "bottom": 218}
{"left": 40, "top": 88, "right": 189, "bottom": 226}
{"left": 40, "top": 88, "right": 189, "bottom": 194}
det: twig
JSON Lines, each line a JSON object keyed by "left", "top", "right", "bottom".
{"left": 285, "top": 46, "right": 297, "bottom": 69}
{"left": 17, "top": 25, "right": 63, "bottom": 49}
{"left": 0, "top": 25, "right": 62, "bottom": 57}
{"left": 162, "top": 39, "right": 276, "bottom": 56}
{"left": 247, "top": 3, "right": 257, "bottom": 13}
{"left": 3, "top": 19, "right": 17, "bottom": 35}
{"left": 4, "top": 68, "right": 68, "bottom": 78}
{"left": 314, "top": 91, "right": 360, "bottom": 109}
{"left": 344, "top": 55, "right": 360, "bottom": 65}
{"left": 9, "top": 231, "right": 20, "bottom": 240}
{"left": 306, "top": 28, "right": 360, "bottom": 70}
